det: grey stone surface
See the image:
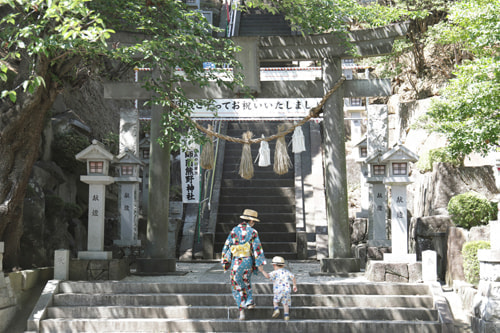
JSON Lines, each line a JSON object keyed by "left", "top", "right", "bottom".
{"left": 446, "top": 227, "right": 467, "bottom": 287}
{"left": 365, "top": 261, "right": 422, "bottom": 283}
{"left": 69, "top": 259, "right": 129, "bottom": 280}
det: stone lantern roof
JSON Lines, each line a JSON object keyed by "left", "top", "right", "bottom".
{"left": 75, "top": 139, "right": 114, "bottom": 162}
{"left": 380, "top": 143, "right": 419, "bottom": 163}
{"left": 115, "top": 149, "right": 144, "bottom": 166}
{"left": 364, "top": 150, "right": 387, "bottom": 183}
{"left": 75, "top": 139, "right": 115, "bottom": 178}
{"left": 354, "top": 136, "right": 367, "bottom": 163}
{"left": 114, "top": 149, "right": 144, "bottom": 182}
{"left": 381, "top": 143, "right": 419, "bottom": 185}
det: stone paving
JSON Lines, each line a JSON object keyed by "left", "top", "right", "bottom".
{"left": 123, "top": 260, "right": 472, "bottom": 332}
{"left": 123, "top": 261, "right": 368, "bottom": 284}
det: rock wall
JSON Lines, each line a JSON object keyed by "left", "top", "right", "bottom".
{"left": 412, "top": 163, "right": 498, "bottom": 217}
{"left": 20, "top": 79, "right": 125, "bottom": 270}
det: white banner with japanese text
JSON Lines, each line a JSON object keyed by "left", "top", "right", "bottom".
{"left": 190, "top": 98, "right": 322, "bottom": 120}
{"left": 180, "top": 142, "right": 200, "bottom": 203}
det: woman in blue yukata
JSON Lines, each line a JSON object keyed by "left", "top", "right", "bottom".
{"left": 221, "top": 208, "right": 267, "bottom": 320}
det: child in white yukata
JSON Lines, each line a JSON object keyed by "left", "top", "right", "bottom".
{"left": 261, "top": 256, "right": 297, "bottom": 320}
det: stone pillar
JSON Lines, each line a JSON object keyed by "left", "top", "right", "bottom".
{"left": 422, "top": 250, "right": 437, "bottom": 282}
{"left": 115, "top": 109, "right": 142, "bottom": 247}
{"left": 356, "top": 163, "right": 369, "bottom": 219}
{"left": 366, "top": 104, "right": 389, "bottom": 246}
{"left": 320, "top": 57, "right": 359, "bottom": 272}
{"left": 233, "top": 37, "right": 260, "bottom": 94}
{"left": 119, "top": 108, "right": 140, "bottom": 155}
{"left": 368, "top": 182, "right": 389, "bottom": 245}
{"left": 79, "top": 179, "right": 114, "bottom": 260}
{"left": 136, "top": 68, "right": 176, "bottom": 273}
{"left": 54, "top": 249, "right": 70, "bottom": 280}
{"left": 115, "top": 181, "right": 141, "bottom": 247}
{"left": 383, "top": 184, "right": 416, "bottom": 263}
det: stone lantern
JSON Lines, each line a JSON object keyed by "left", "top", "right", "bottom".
{"left": 365, "top": 150, "right": 390, "bottom": 247}
{"left": 114, "top": 149, "right": 144, "bottom": 247}
{"left": 139, "top": 134, "right": 151, "bottom": 216}
{"left": 380, "top": 143, "right": 418, "bottom": 263}
{"left": 75, "top": 140, "right": 115, "bottom": 260}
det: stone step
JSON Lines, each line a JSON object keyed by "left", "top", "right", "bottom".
{"left": 217, "top": 204, "right": 295, "bottom": 214}
{"left": 213, "top": 251, "right": 299, "bottom": 260}
{"left": 46, "top": 305, "right": 438, "bottom": 321}
{"left": 216, "top": 224, "right": 295, "bottom": 234}
{"left": 214, "top": 241, "right": 297, "bottom": 253}
{"left": 222, "top": 169, "right": 294, "bottom": 179}
{"left": 53, "top": 293, "right": 433, "bottom": 309}
{"left": 215, "top": 231, "right": 297, "bottom": 243}
{"left": 221, "top": 179, "right": 294, "bottom": 187}
{"left": 219, "top": 195, "right": 294, "bottom": 205}
{"left": 216, "top": 214, "right": 296, "bottom": 224}
{"left": 219, "top": 187, "right": 295, "bottom": 197}
{"left": 39, "top": 318, "right": 444, "bottom": 333}
{"left": 57, "top": 282, "right": 433, "bottom": 297}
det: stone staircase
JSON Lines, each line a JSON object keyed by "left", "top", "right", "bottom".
{"left": 28, "top": 279, "right": 451, "bottom": 332}
{"left": 214, "top": 121, "right": 298, "bottom": 260}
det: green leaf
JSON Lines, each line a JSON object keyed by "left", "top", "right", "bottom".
{"left": 1, "top": 90, "right": 17, "bottom": 103}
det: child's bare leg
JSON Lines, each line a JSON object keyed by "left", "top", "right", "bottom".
{"left": 283, "top": 304, "right": 290, "bottom": 314}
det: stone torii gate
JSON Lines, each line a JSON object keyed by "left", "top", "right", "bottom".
{"left": 104, "top": 24, "right": 408, "bottom": 274}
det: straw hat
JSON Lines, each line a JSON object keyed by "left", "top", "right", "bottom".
{"left": 272, "top": 256, "right": 285, "bottom": 265}
{"left": 240, "top": 209, "right": 260, "bottom": 222}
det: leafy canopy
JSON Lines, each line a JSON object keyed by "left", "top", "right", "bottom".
{"left": 1, "top": 0, "right": 244, "bottom": 150}
{"left": 422, "top": 0, "right": 500, "bottom": 159}
{"left": 0, "top": 0, "right": 113, "bottom": 102}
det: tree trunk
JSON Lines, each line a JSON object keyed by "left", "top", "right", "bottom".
{"left": 0, "top": 60, "right": 58, "bottom": 270}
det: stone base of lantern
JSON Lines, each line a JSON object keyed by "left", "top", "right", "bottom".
{"left": 365, "top": 260, "right": 422, "bottom": 283}
{"left": 320, "top": 258, "right": 360, "bottom": 273}
{"left": 471, "top": 281, "right": 500, "bottom": 333}
{"left": 69, "top": 258, "right": 129, "bottom": 280}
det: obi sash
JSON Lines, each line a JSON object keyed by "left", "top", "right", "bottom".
{"left": 230, "top": 242, "right": 251, "bottom": 257}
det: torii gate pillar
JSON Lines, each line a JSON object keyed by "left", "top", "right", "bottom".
{"left": 321, "top": 57, "right": 360, "bottom": 273}
{"left": 135, "top": 69, "right": 176, "bottom": 274}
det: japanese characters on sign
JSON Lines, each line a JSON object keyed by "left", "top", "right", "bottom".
{"left": 180, "top": 143, "right": 200, "bottom": 203}
{"left": 190, "top": 98, "right": 322, "bottom": 119}
{"left": 90, "top": 194, "right": 100, "bottom": 217}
